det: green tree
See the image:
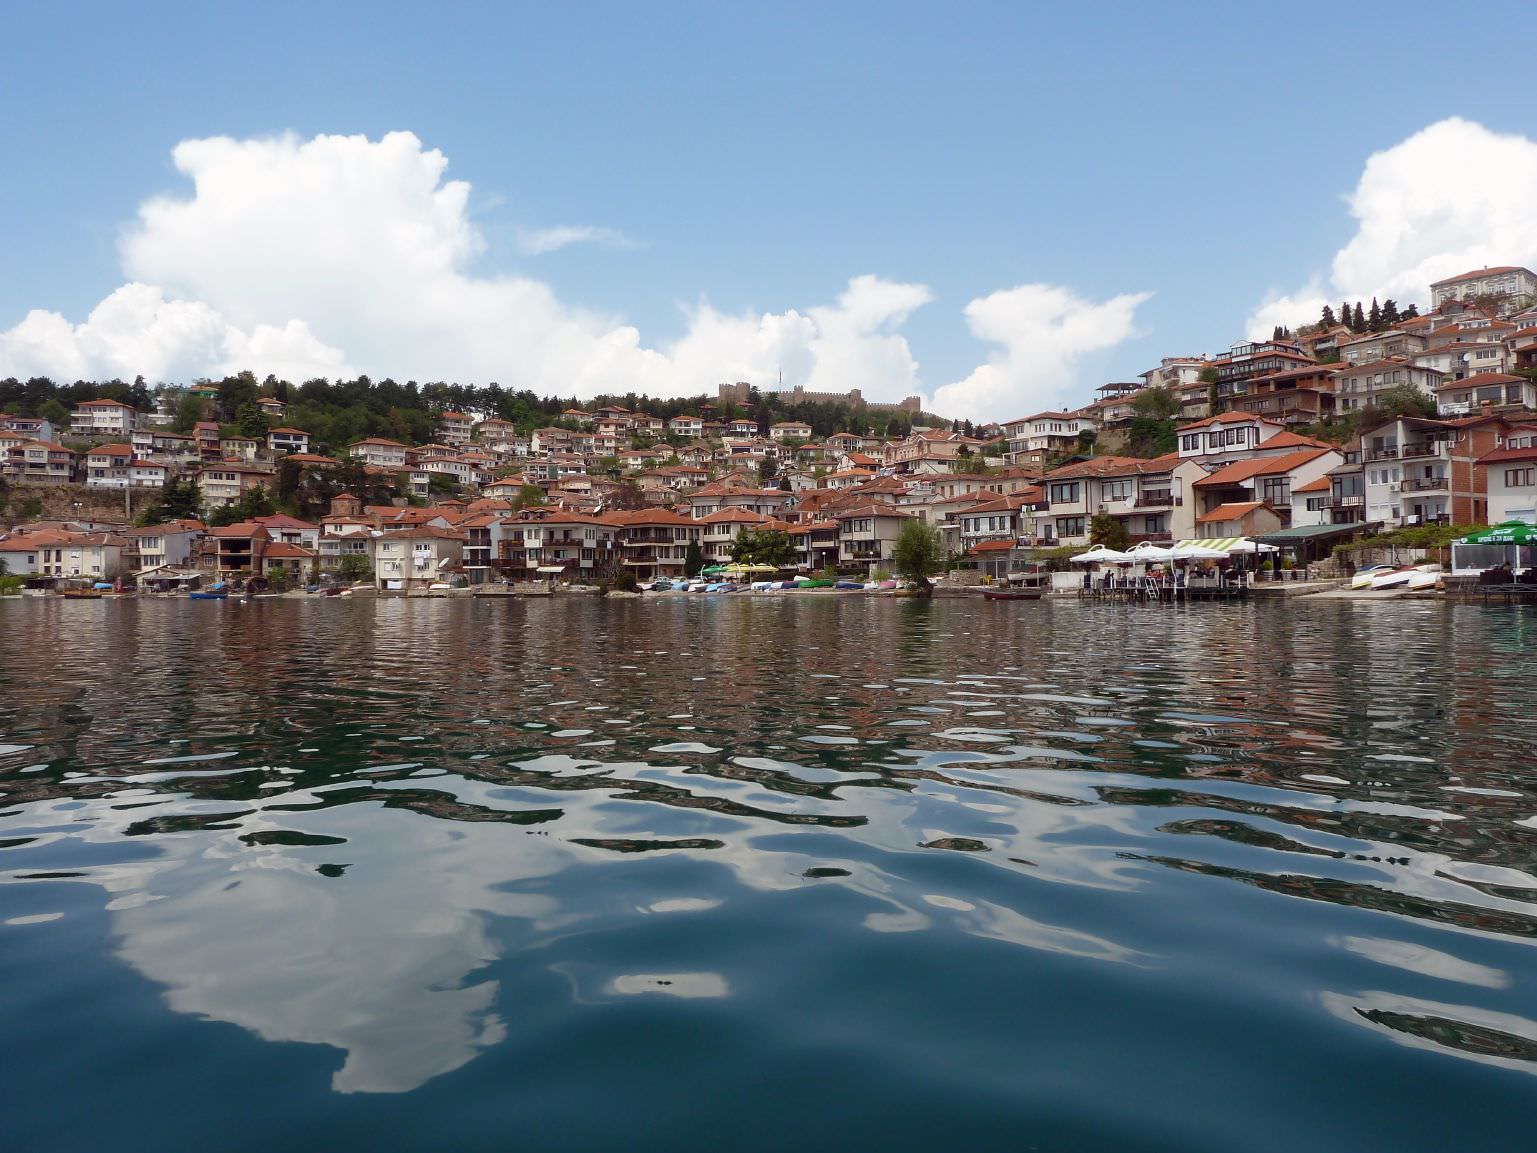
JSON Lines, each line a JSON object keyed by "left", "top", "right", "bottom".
{"left": 39, "top": 398, "right": 70, "bottom": 430}
{"left": 337, "top": 554, "right": 373, "bottom": 583}
{"left": 1382, "top": 299, "right": 1401, "bottom": 326}
{"left": 1353, "top": 303, "right": 1366, "bottom": 331}
{"left": 891, "top": 518, "right": 945, "bottom": 595}
{"left": 137, "top": 477, "right": 204, "bottom": 526}
{"left": 1367, "top": 298, "right": 1382, "bottom": 332}
{"left": 1320, "top": 304, "right": 1337, "bottom": 328}
{"left": 1340, "top": 301, "right": 1354, "bottom": 332}
{"left": 173, "top": 391, "right": 206, "bottom": 433}
{"left": 235, "top": 402, "right": 267, "bottom": 439}
{"left": 683, "top": 539, "right": 705, "bottom": 577}
{"left": 1376, "top": 384, "right": 1437, "bottom": 420}
{"left": 508, "top": 484, "right": 546, "bottom": 511}
{"left": 1089, "top": 512, "right": 1130, "bottom": 551}
{"left": 729, "top": 527, "right": 794, "bottom": 568}
{"left": 207, "top": 485, "right": 275, "bottom": 527}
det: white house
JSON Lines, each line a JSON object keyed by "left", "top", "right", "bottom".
{"left": 1478, "top": 441, "right": 1537, "bottom": 525}
{"left": 373, "top": 526, "right": 465, "bottom": 590}
{"left": 70, "top": 399, "right": 138, "bottom": 438}
{"left": 349, "top": 438, "right": 410, "bottom": 468}
{"left": 129, "top": 520, "right": 206, "bottom": 570}
{"left": 267, "top": 427, "right": 311, "bottom": 455}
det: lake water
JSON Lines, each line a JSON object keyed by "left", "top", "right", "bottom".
{"left": 3, "top": 596, "right": 1537, "bottom": 1151}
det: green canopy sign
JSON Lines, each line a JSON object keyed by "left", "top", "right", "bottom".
{"left": 1459, "top": 521, "right": 1537, "bottom": 545}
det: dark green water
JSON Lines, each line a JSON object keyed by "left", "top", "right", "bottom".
{"left": 3, "top": 596, "right": 1537, "bottom": 1151}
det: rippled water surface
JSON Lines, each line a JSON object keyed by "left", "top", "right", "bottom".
{"left": 4, "top": 596, "right": 1537, "bottom": 1151}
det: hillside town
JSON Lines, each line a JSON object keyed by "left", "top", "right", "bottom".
{"left": 4, "top": 265, "right": 1537, "bottom": 592}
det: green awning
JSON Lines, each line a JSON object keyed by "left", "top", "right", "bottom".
{"left": 1459, "top": 521, "right": 1537, "bottom": 544}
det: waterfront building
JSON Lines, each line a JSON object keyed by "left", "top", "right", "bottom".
{"left": 834, "top": 502, "right": 911, "bottom": 567}
{"left": 1359, "top": 414, "right": 1513, "bottom": 527}
{"left": 373, "top": 526, "right": 466, "bottom": 590}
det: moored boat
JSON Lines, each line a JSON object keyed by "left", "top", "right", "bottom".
{"left": 982, "top": 587, "right": 1043, "bottom": 601}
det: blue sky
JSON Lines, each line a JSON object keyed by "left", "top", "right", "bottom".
{"left": 6, "top": 1, "right": 1537, "bottom": 418}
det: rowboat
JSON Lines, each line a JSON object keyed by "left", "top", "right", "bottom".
{"left": 982, "top": 587, "right": 1043, "bottom": 601}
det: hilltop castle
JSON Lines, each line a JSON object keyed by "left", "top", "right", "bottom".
{"left": 716, "top": 381, "right": 922, "bottom": 414}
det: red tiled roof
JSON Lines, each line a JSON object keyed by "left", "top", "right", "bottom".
{"left": 1197, "top": 502, "right": 1265, "bottom": 524}
{"left": 1430, "top": 266, "right": 1531, "bottom": 287}
{"left": 1176, "top": 411, "right": 1280, "bottom": 431}
{"left": 1194, "top": 448, "right": 1332, "bottom": 488}
{"left": 1259, "top": 431, "right": 1333, "bottom": 451}
{"left": 1293, "top": 475, "right": 1332, "bottom": 494}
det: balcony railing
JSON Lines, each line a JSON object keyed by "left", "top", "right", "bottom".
{"left": 1134, "top": 493, "right": 1180, "bottom": 508}
{"left": 1322, "top": 495, "right": 1365, "bottom": 508}
{"left": 1401, "top": 477, "right": 1449, "bottom": 492}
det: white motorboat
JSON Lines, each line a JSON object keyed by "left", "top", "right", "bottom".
{"left": 1351, "top": 564, "right": 1396, "bottom": 589}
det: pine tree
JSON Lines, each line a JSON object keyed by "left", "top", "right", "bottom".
{"left": 1367, "top": 298, "right": 1382, "bottom": 332}
{"left": 1382, "top": 299, "right": 1401, "bottom": 326}
{"left": 1272, "top": 325, "right": 1285, "bottom": 341}
{"left": 1402, "top": 303, "right": 1420, "bottom": 320}
{"left": 1341, "top": 302, "right": 1354, "bottom": 331}
{"left": 1321, "top": 304, "right": 1337, "bottom": 328}
{"left": 1353, "top": 303, "right": 1366, "bottom": 331}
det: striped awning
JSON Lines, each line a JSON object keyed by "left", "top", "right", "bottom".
{"left": 1175, "top": 537, "right": 1278, "bottom": 554}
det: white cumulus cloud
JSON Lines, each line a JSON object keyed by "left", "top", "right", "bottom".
{"left": 0, "top": 130, "right": 1147, "bottom": 420}
{"left": 932, "top": 284, "right": 1151, "bottom": 422}
{"left": 1249, "top": 117, "right": 1537, "bottom": 336}
{"left": 514, "top": 225, "right": 636, "bottom": 255}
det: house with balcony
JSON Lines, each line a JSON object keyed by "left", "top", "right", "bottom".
{"left": 1, "top": 414, "right": 56, "bottom": 443}
{"left": 373, "top": 526, "right": 466, "bottom": 590}
{"left": 257, "top": 397, "right": 286, "bottom": 420}
{"left": 769, "top": 421, "right": 812, "bottom": 442}
{"left": 1476, "top": 439, "right": 1537, "bottom": 526}
{"left": 1001, "top": 411, "right": 1092, "bottom": 468}
{"left": 1223, "top": 364, "right": 1335, "bottom": 426}
{"left": 1359, "top": 414, "right": 1512, "bottom": 527}
{"left": 604, "top": 509, "right": 701, "bottom": 581}
{"left": 786, "top": 520, "right": 840, "bottom": 571}
{"left": 1338, "top": 329, "right": 1428, "bottom": 365}
{"left": 0, "top": 528, "right": 129, "bottom": 581}
{"left": 1429, "top": 266, "right": 1537, "bottom": 317}
{"left": 128, "top": 520, "right": 205, "bottom": 572}
{"left": 267, "top": 427, "right": 311, "bottom": 455}
{"left": 69, "top": 399, "right": 138, "bottom": 438}
{"left": 1435, "top": 372, "right": 1537, "bottom": 418}
{"left": 349, "top": 437, "right": 410, "bottom": 469}
{"left": 261, "top": 542, "right": 318, "bottom": 584}
{"left": 504, "top": 510, "right": 617, "bottom": 580}
{"left": 439, "top": 412, "right": 473, "bottom": 447}
{"left": 1187, "top": 447, "right": 1341, "bottom": 534}
{"left": 84, "top": 444, "right": 136, "bottom": 488}
{"left": 1289, "top": 475, "right": 1333, "bottom": 529}
{"left": 197, "top": 463, "right": 273, "bottom": 509}
{"left": 669, "top": 415, "right": 704, "bottom": 438}
{"left": 132, "top": 428, "right": 199, "bottom": 466}
{"left": 834, "top": 502, "right": 911, "bottom": 567}
{"left": 1330, "top": 359, "right": 1442, "bottom": 414}
{"left": 3, "top": 440, "right": 75, "bottom": 485}
{"left": 193, "top": 421, "right": 222, "bottom": 461}
{"left": 207, "top": 522, "right": 270, "bottom": 579}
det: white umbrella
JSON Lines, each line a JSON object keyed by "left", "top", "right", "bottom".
{"left": 1125, "top": 541, "right": 1176, "bottom": 562}
{"left": 1071, "top": 544, "right": 1132, "bottom": 564}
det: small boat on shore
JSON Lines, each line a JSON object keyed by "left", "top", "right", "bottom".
{"left": 189, "top": 582, "right": 230, "bottom": 601}
{"left": 982, "top": 587, "right": 1044, "bottom": 601}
